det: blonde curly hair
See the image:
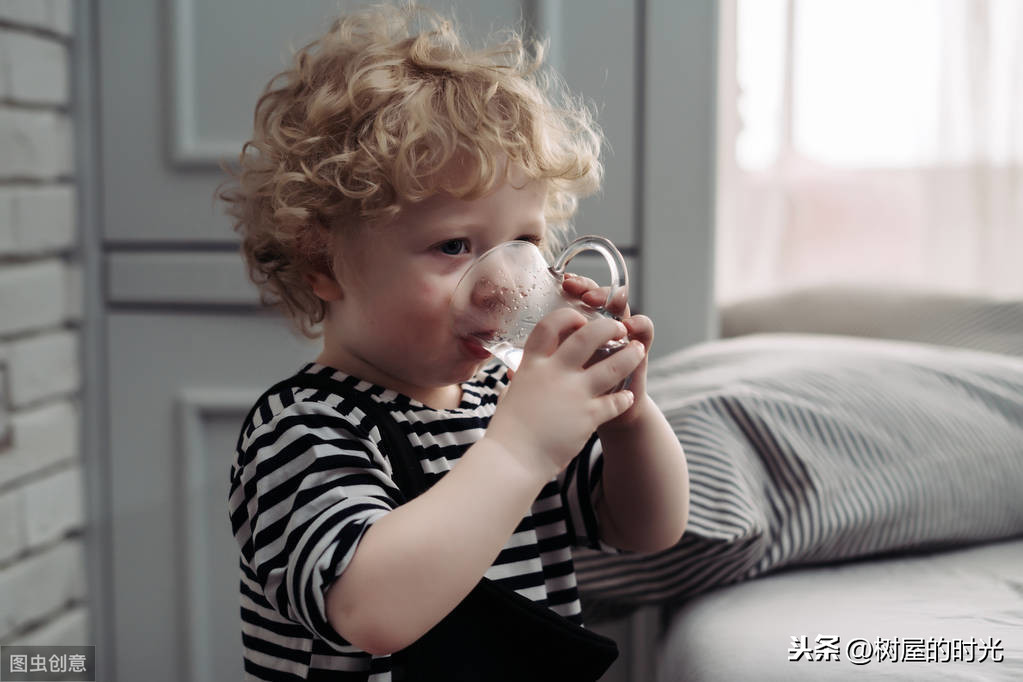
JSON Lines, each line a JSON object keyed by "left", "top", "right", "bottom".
{"left": 218, "top": 3, "right": 604, "bottom": 338}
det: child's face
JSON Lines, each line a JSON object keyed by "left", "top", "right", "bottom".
{"left": 316, "top": 175, "right": 548, "bottom": 406}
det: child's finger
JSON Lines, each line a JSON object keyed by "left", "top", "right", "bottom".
{"left": 523, "top": 307, "right": 588, "bottom": 358}
{"left": 582, "top": 285, "right": 629, "bottom": 317}
{"left": 591, "top": 389, "right": 636, "bottom": 425}
{"left": 588, "top": 339, "right": 645, "bottom": 395}
{"left": 562, "top": 274, "right": 630, "bottom": 317}
{"left": 623, "top": 314, "right": 654, "bottom": 347}
{"left": 556, "top": 316, "right": 628, "bottom": 368}
{"left": 580, "top": 288, "right": 608, "bottom": 307}
{"left": 605, "top": 284, "right": 630, "bottom": 316}
{"left": 572, "top": 283, "right": 629, "bottom": 314}
{"left": 561, "top": 273, "right": 601, "bottom": 296}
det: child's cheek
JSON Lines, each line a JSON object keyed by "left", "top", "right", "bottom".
{"left": 408, "top": 278, "right": 451, "bottom": 314}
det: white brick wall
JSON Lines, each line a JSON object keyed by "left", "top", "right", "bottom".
{"left": 0, "top": 185, "right": 76, "bottom": 255}
{"left": 0, "top": 490, "right": 26, "bottom": 564}
{"left": 17, "top": 607, "right": 89, "bottom": 647}
{"left": 0, "top": 109, "right": 73, "bottom": 179}
{"left": 0, "top": 363, "right": 9, "bottom": 446}
{"left": 0, "top": 1, "right": 73, "bottom": 37}
{"left": 0, "top": 540, "right": 87, "bottom": 640}
{"left": 21, "top": 464, "right": 84, "bottom": 547}
{"left": 0, "top": 5, "right": 88, "bottom": 648}
{"left": 8, "top": 330, "right": 79, "bottom": 407}
{"left": 0, "top": 400, "right": 79, "bottom": 488}
{"left": 0, "top": 30, "right": 69, "bottom": 104}
{"left": 0, "top": 260, "right": 67, "bottom": 336}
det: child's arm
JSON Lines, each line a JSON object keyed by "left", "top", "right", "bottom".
{"left": 565, "top": 279, "right": 690, "bottom": 553}
{"left": 326, "top": 434, "right": 551, "bottom": 655}
{"left": 325, "top": 308, "right": 641, "bottom": 655}
{"left": 594, "top": 314, "right": 689, "bottom": 552}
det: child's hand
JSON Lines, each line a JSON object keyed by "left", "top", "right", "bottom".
{"left": 561, "top": 273, "right": 653, "bottom": 427}
{"left": 485, "top": 306, "right": 644, "bottom": 481}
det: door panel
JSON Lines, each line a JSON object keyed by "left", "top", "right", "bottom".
{"left": 107, "top": 312, "right": 315, "bottom": 681}
{"left": 100, "top": 0, "right": 606, "bottom": 245}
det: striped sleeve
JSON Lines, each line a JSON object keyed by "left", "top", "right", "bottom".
{"left": 559, "top": 434, "right": 621, "bottom": 554}
{"left": 229, "top": 394, "right": 398, "bottom": 651}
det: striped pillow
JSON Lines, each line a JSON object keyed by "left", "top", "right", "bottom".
{"left": 576, "top": 334, "right": 1023, "bottom": 614}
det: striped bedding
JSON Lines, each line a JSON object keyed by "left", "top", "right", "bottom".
{"left": 575, "top": 334, "right": 1023, "bottom": 614}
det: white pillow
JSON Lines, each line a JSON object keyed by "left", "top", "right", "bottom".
{"left": 720, "top": 286, "right": 1023, "bottom": 357}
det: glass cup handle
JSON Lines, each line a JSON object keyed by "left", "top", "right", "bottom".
{"left": 549, "top": 235, "right": 629, "bottom": 315}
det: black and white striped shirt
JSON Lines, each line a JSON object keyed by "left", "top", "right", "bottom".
{"left": 228, "top": 361, "right": 610, "bottom": 681}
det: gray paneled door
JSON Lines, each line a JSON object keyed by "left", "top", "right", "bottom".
{"left": 94, "top": 1, "right": 715, "bottom": 680}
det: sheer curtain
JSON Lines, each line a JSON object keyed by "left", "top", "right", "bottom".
{"left": 716, "top": 0, "right": 1023, "bottom": 304}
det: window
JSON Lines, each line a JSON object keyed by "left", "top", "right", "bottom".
{"left": 717, "top": 0, "right": 1023, "bottom": 303}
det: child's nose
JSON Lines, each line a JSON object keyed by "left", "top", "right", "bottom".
{"left": 470, "top": 277, "right": 515, "bottom": 312}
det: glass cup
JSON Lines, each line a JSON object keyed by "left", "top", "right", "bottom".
{"left": 451, "top": 235, "right": 629, "bottom": 372}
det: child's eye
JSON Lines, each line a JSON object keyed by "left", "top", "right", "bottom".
{"left": 517, "top": 235, "right": 543, "bottom": 247}
{"left": 437, "top": 239, "right": 469, "bottom": 256}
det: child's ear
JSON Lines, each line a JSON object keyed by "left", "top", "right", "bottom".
{"left": 307, "top": 271, "right": 343, "bottom": 302}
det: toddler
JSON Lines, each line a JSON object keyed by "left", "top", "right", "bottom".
{"left": 221, "top": 5, "right": 688, "bottom": 680}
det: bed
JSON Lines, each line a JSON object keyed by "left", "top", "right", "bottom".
{"left": 656, "top": 538, "right": 1022, "bottom": 681}
{"left": 575, "top": 287, "right": 1023, "bottom": 681}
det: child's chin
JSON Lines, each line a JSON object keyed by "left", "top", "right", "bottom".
{"left": 452, "top": 360, "right": 486, "bottom": 382}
